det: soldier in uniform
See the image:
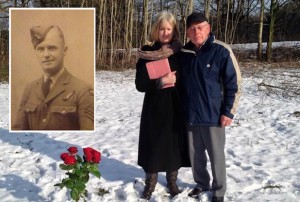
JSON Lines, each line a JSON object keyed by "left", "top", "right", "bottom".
{"left": 12, "top": 25, "right": 94, "bottom": 131}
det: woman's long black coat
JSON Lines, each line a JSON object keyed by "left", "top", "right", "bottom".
{"left": 135, "top": 42, "right": 190, "bottom": 173}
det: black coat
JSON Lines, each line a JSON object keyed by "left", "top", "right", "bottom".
{"left": 135, "top": 42, "right": 190, "bottom": 173}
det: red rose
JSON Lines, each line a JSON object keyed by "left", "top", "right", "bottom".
{"left": 60, "top": 152, "right": 69, "bottom": 161}
{"left": 92, "top": 150, "right": 101, "bottom": 163}
{"left": 83, "top": 147, "right": 94, "bottom": 162}
{"left": 60, "top": 152, "right": 77, "bottom": 165}
{"left": 64, "top": 155, "right": 77, "bottom": 165}
{"left": 67, "top": 146, "right": 78, "bottom": 155}
{"left": 83, "top": 147, "right": 101, "bottom": 163}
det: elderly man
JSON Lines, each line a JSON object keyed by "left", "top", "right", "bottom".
{"left": 12, "top": 25, "right": 94, "bottom": 130}
{"left": 179, "top": 12, "right": 242, "bottom": 202}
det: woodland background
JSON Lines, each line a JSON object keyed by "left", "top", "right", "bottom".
{"left": 0, "top": 0, "right": 300, "bottom": 81}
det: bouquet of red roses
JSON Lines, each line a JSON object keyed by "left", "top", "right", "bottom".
{"left": 55, "top": 146, "right": 101, "bottom": 201}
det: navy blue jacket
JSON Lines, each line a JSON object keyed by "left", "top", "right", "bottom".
{"left": 179, "top": 34, "right": 242, "bottom": 126}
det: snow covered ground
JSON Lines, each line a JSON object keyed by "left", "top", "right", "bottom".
{"left": 232, "top": 41, "right": 300, "bottom": 50}
{"left": 0, "top": 66, "right": 300, "bottom": 201}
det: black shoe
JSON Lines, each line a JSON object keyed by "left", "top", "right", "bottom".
{"left": 212, "top": 196, "right": 224, "bottom": 202}
{"left": 187, "top": 188, "right": 208, "bottom": 199}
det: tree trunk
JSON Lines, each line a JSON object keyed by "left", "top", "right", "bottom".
{"left": 125, "top": 0, "right": 134, "bottom": 63}
{"left": 188, "top": 0, "right": 194, "bottom": 13}
{"left": 267, "top": 0, "right": 276, "bottom": 62}
{"left": 142, "top": 0, "right": 149, "bottom": 45}
{"left": 229, "top": 0, "right": 244, "bottom": 44}
{"left": 96, "top": 0, "right": 107, "bottom": 68}
{"left": 149, "top": 0, "right": 154, "bottom": 38}
{"left": 257, "top": 0, "right": 264, "bottom": 61}
{"left": 178, "top": 0, "right": 193, "bottom": 43}
{"left": 216, "top": 0, "right": 222, "bottom": 40}
{"left": 129, "top": 0, "right": 134, "bottom": 62}
{"left": 224, "top": 0, "right": 231, "bottom": 43}
{"left": 110, "top": 1, "right": 115, "bottom": 69}
{"left": 204, "top": 0, "right": 211, "bottom": 20}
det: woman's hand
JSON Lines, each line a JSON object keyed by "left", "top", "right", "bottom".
{"left": 161, "top": 71, "right": 176, "bottom": 86}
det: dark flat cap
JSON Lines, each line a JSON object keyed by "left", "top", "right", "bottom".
{"left": 30, "top": 25, "right": 54, "bottom": 48}
{"left": 186, "top": 12, "right": 208, "bottom": 28}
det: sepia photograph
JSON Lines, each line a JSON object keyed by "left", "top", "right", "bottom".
{"left": 0, "top": 1, "right": 299, "bottom": 202}
{"left": 9, "top": 8, "right": 95, "bottom": 131}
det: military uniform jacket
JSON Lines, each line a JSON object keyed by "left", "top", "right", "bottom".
{"left": 12, "top": 69, "right": 94, "bottom": 130}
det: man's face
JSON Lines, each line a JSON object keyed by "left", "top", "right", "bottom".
{"left": 187, "top": 21, "right": 210, "bottom": 48}
{"left": 35, "top": 28, "right": 67, "bottom": 76}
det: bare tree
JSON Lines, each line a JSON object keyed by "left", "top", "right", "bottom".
{"left": 142, "top": 0, "right": 149, "bottom": 45}
{"left": 224, "top": 0, "right": 231, "bottom": 43}
{"left": 266, "top": 0, "right": 276, "bottom": 62}
{"left": 215, "top": 0, "right": 222, "bottom": 40}
{"left": 266, "top": 0, "right": 290, "bottom": 61}
{"left": 125, "top": 0, "right": 134, "bottom": 63}
{"left": 96, "top": 0, "right": 107, "bottom": 68}
{"left": 109, "top": 1, "right": 116, "bottom": 69}
{"left": 204, "top": 0, "right": 211, "bottom": 20}
{"left": 177, "top": 0, "right": 194, "bottom": 43}
{"left": 257, "top": 0, "right": 264, "bottom": 61}
{"left": 0, "top": 1, "right": 11, "bottom": 15}
{"left": 1, "top": 0, "right": 300, "bottom": 71}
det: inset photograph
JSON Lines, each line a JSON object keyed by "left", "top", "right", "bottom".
{"left": 10, "top": 8, "right": 95, "bottom": 132}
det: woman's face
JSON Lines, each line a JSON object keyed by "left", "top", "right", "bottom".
{"left": 158, "top": 21, "right": 174, "bottom": 44}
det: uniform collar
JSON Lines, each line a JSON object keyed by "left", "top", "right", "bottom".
{"left": 43, "top": 68, "right": 65, "bottom": 87}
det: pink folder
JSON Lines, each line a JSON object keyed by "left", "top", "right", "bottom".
{"left": 146, "top": 58, "right": 174, "bottom": 88}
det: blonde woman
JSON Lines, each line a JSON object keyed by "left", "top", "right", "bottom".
{"left": 135, "top": 11, "right": 190, "bottom": 200}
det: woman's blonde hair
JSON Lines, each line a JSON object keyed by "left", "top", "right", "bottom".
{"left": 148, "top": 11, "right": 180, "bottom": 45}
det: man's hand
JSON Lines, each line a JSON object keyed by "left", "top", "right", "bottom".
{"left": 220, "top": 115, "right": 232, "bottom": 127}
{"left": 162, "top": 71, "right": 176, "bottom": 85}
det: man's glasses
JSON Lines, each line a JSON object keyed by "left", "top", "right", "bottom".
{"left": 188, "top": 23, "right": 208, "bottom": 32}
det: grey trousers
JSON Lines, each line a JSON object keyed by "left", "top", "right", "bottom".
{"left": 187, "top": 125, "right": 226, "bottom": 197}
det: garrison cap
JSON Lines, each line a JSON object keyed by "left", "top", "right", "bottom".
{"left": 30, "top": 25, "right": 55, "bottom": 49}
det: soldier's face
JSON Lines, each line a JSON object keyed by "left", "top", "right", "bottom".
{"left": 35, "top": 28, "right": 67, "bottom": 76}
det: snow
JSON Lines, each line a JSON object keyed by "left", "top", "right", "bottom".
{"left": 231, "top": 41, "right": 300, "bottom": 50}
{"left": 0, "top": 65, "right": 300, "bottom": 201}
